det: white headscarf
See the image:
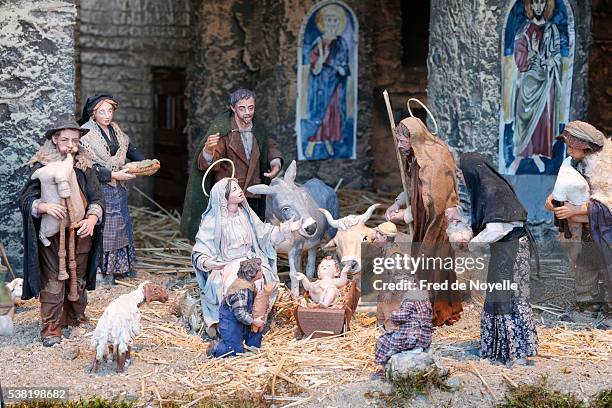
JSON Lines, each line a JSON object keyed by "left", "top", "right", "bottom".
{"left": 193, "top": 178, "right": 278, "bottom": 274}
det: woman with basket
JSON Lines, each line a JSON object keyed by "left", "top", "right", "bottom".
{"left": 79, "top": 94, "right": 160, "bottom": 284}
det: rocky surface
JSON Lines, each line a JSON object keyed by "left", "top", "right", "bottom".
{"left": 186, "top": 0, "right": 375, "bottom": 189}
{"left": 386, "top": 348, "right": 445, "bottom": 380}
{"left": 78, "top": 0, "right": 193, "bottom": 205}
{"left": 0, "top": 0, "right": 78, "bottom": 271}
{"left": 427, "top": 0, "right": 591, "bottom": 165}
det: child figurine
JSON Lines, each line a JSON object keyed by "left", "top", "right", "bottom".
{"left": 207, "top": 258, "right": 267, "bottom": 357}
{"left": 296, "top": 257, "right": 349, "bottom": 307}
{"left": 374, "top": 287, "right": 433, "bottom": 377}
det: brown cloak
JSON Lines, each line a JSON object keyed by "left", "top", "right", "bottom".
{"left": 401, "top": 117, "right": 463, "bottom": 326}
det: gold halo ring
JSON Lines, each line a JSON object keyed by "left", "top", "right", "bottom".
{"left": 315, "top": 4, "right": 348, "bottom": 36}
{"left": 407, "top": 98, "right": 439, "bottom": 135}
{"left": 202, "top": 158, "right": 236, "bottom": 197}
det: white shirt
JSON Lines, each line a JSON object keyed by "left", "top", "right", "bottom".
{"left": 468, "top": 221, "right": 523, "bottom": 252}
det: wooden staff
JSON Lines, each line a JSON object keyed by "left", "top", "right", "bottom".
{"left": 0, "top": 244, "right": 16, "bottom": 280}
{"left": 57, "top": 199, "right": 68, "bottom": 281}
{"left": 382, "top": 90, "right": 413, "bottom": 235}
{"left": 66, "top": 197, "right": 79, "bottom": 302}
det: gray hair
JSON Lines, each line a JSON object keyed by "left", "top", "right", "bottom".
{"left": 228, "top": 89, "right": 256, "bottom": 106}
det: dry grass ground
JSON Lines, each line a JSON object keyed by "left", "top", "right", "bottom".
{"left": 2, "top": 195, "right": 610, "bottom": 407}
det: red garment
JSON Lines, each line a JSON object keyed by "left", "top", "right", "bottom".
{"left": 514, "top": 23, "right": 554, "bottom": 159}
{"left": 308, "top": 87, "right": 342, "bottom": 142}
{"left": 308, "top": 39, "right": 343, "bottom": 143}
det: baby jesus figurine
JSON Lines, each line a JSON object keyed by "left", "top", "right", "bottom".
{"left": 296, "top": 257, "right": 350, "bottom": 307}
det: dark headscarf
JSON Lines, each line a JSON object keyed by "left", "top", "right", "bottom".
{"left": 78, "top": 94, "right": 117, "bottom": 125}
{"left": 459, "top": 152, "right": 527, "bottom": 235}
{"left": 460, "top": 153, "right": 539, "bottom": 315}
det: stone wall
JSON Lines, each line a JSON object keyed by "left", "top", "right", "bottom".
{"left": 186, "top": 0, "right": 375, "bottom": 189}
{"left": 79, "top": 0, "right": 193, "bottom": 202}
{"left": 427, "top": 0, "right": 591, "bottom": 225}
{"left": 589, "top": 0, "right": 611, "bottom": 135}
{"left": 370, "top": 0, "right": 429, "bottom": 193}
{"left": 0, "top": 0, "right": 78, "bottom": 272}
{"left": 427, "top": 0, "right": 591, "bottom": 162}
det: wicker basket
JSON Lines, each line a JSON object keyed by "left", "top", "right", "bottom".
{"left": 122, "top": 159, "right": 160, "bottom": 176}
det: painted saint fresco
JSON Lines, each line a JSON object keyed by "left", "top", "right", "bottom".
{"left": 500, "top": 0, "right": 574, "bottom": 175}
{"left": 296, "top": 1, "right": 358, "bottom": 161}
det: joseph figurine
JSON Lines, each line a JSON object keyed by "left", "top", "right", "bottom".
{"left": 385, "top": 117, "right": 463, "bottom": 327}
{"left": 181, "top": 89, "right": 283, "bottom": 241}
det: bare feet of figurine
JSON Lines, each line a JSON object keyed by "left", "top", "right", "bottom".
{"left": 305, "top": 142, "right": 316, "bottom": 158}
{"left": 324, "top": 141, "right": 334, "bottom": 156}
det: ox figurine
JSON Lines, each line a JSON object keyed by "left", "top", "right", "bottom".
{"left": 247, "top": 160, "right": 339, "bottom": 298}
{"left": 319, "top": 204, "right": 381, "bottom": 274}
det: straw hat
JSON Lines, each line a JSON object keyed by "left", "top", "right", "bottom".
{"left": 374, "top": 221, "right": 398, "bottom": 237}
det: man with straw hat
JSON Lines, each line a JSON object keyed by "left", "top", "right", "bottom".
{"left": 19, "top": 113, "right": 105, "bottom": 347}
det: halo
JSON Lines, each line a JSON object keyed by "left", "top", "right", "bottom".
{"left": 202, "top": 158, "right": 236, "bottom": 197}
{"left": 407, "top": 98, "right": 439, "bottom": 135}
{"left": 315, "top": 4, "right": 348, "bottom": 36}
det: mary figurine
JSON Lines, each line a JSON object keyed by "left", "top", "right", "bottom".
{"left": 191, "top": 173, "right": 297, "bottom": 336}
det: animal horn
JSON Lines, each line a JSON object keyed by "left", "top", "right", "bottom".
{"left": 359, "top": 204, "right": 381, "bottom": 224}
{"left": 319, "top": 208, "right": 339, "bottom": 229}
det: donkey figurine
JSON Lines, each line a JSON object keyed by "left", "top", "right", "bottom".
{"left": 248, "top": 161, "right": 339, "bottom": 297}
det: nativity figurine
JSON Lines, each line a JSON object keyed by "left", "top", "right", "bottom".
{"left": 296, "top": 256, "right": 350, "bottom": 307}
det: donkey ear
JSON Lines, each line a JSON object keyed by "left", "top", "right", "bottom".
{"left": 283, "top": 160, "right": 297, "bottom": 184}
{"left": 247, "top": 184, "right": 275, "bottom": 196}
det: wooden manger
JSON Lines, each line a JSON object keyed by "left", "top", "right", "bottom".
{"left": 294, "top": 281, "right": 361, "bottom": 338}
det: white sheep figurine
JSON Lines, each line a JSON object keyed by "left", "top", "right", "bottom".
{"left": 90, "top": 281, "right": 168, "bottom": 373}
{"left": 30, "top": 154, "right": 85, "bottom": 247}
{"left": 551, "top": 157, "right": 590, "bottom": 241}
{"left": 0, "top": 278, "right": 23, "bottom": 336}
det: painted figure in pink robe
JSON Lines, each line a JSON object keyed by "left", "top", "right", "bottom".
{"left": 509, "top": 0, "right": 562, "bottom": 173}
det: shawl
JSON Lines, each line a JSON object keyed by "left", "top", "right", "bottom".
{"left": 26, "top": 139, "right": 93, "bottom": 171}
{"left": 583, "top": 137, "right": 612, "bottom": 212}
{"left": 399, "top": 117, "right": 459, "bottom": 242}
{"left": 79, "top": 118, "right": 129, "bottom": 186}
{"left": 459, "top": 152, "right": 528, "bottom": 234}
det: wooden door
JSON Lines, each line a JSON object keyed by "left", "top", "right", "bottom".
{"left": 152, "top": 68, "right": 187, "bottom": 212}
